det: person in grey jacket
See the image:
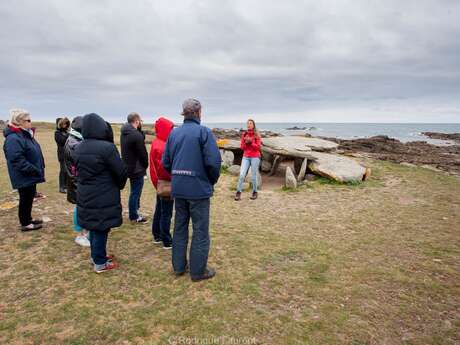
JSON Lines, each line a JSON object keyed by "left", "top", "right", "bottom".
{"left": 64, "top": 116, "right": 90, "bottom": 247}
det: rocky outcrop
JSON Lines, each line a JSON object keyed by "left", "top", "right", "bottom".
{"left": 212, "top": 128, "right": 280, "bottom": 140}
{"left": 421, "top": 132, "right": 460, "bottom": 143}
{"left": 326, "top": 135, "right": 460, "bottom": 175}
{"left": 286, "top": 126, "right": 307, "bottom": 130}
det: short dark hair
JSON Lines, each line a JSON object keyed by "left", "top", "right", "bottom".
{"left": 183, "top": 112, "right": 200, "bottom": 120}
{"left": 127, "top": 112, "right": 141, "bottom": 123}
{"left": 181, "top": 98, "right": 201, "bottom": 118}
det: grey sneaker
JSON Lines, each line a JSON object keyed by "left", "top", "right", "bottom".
{"left": 132, "top": 216, "right": 148, "bottom": 224}
{"left": 94, "top": 261, "right": 118, "bottom": 273}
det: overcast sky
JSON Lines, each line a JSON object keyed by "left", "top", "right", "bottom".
{"left": 1, "top": 0, "right": 460, "bottom": 123}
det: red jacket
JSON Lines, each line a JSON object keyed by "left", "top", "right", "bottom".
{"left": 240, "top": 129, "right": 262, "bottom": 158}
{"left": 149, "top": 117, "right": 174, "bottom": 189}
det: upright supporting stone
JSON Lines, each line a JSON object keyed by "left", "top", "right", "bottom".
{"left": 285, "top": 166, "right": 297, "bottom": 189}
{"left": 294, "top": 158, "right": 303, "bottom": 175}
{"left": 297, "top": 158, "right": 308, "bottom": 182}
{"left": 221, "top": 150, "right": 234, "bottom": 168}
{"left": 269, "top": 155, "right": 283, "bottom": 176}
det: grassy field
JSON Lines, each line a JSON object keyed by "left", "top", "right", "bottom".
{"left": 0, "top": 123, "right": 459, "bottom": 345}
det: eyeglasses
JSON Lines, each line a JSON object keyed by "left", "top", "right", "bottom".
{"left": 24, "top": 119, "right": 31, "bottom": 123}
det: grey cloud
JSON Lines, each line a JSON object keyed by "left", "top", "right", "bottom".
{"left": 1, "top": 0, "right": 459, "bottom": 122}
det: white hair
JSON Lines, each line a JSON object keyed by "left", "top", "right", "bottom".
{"left": 9, "top": 108, "right": 30, "bottom": 126}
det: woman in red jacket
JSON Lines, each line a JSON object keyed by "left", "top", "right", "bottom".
{"left": 235, "top": 119, "right": 262, "bottom": 200}
{"left": 149, "top": 117, "right": 175, "bottom": 249}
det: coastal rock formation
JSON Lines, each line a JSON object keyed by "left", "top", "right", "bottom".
{"left": 421, "top": 132, "right": 460, "bottom": 143}
{"left": 326, "top": 135, "right": 460, "bottom": 175}
{"left": 286, "top": 126, "right": 307, "bottom": 130}
{"left": 285, "top": 166, "right": 297, "bottom": 188}
{"left": 212, "top": 128, "right": 280, "bottom": 140}
{"left": 308, "top": 152, "right": 367, "bottom": 183}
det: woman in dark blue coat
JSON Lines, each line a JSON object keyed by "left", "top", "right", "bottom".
{"left": 75, "top": 113, "right": 128, "bottom": 273}
{"left": 3, "top": 109, "right": 45, "bottom": 231}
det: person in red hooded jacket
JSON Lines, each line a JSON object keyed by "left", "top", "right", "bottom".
{"left": 149, "top": 117, "right": 175, "bottom": 249}
{"left": 235, "top": 119, "right": 262, "bottom": 201}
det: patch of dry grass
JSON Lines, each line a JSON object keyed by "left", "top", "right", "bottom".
{"left": 0, "top": 125, "right": 459, "bottom": 344}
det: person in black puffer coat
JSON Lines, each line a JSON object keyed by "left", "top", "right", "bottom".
{"left": 55, "top": 117, "right": 70, "bottom": 193}
{"left": 75, "top": 113, "right": 127, "bottom": 273}
{"left": 64, "top": 116, "right": 90, "bottom": 247}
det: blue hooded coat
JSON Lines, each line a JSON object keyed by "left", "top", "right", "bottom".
{"left": 162, "top": 118, "right": 221, "bottom": 199}
{"left": 3, "top": 126, "right": 45, "bottom": 189}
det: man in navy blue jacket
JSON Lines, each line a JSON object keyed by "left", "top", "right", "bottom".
{"left": 162, "top": 99, "right": 221, "bottom": 282}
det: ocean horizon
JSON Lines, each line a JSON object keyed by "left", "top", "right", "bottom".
{"left": 4, "top": 119, "right": 459, "bottom": 145}
{"left": 202, "top": 122, "right": 460, "bottom": 145}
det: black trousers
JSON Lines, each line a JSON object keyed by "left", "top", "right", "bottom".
{"left": 59, "top": 161, "right": 67, "bottom": 190}
{"left": 18, "top": 184, "right": 36, "bottom": 226}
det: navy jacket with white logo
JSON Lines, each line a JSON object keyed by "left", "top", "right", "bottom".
{"left": 162, "top": 118, "right": 221, "bottom": 199}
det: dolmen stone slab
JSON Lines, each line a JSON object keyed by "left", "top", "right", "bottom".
{"left": 262, "top": 137, "right": 338, "bottom": 157}
{"left": 308, "top": 152, "right": 367, "bottom": 183}
{"left": 217, "top": 139, "right": 241, "bottom": 151}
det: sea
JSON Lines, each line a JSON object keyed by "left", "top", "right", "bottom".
{"left": 203, "top": 123, "right": 460, "bottom": 145}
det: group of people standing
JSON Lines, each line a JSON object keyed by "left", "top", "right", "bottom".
{"left": 2, "top": 99, "right": 263, "bottom": 281}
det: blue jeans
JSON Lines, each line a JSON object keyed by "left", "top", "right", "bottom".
{"left": 152, "top": 195, "right": 174, "bottom": 246}
{"left": 89, "top": 229, "right": 110, "bottom": 265}
{"left": 237, "top": 157, "right": 260, "bottom": 193}
{"left": 129, "top": 176, "right": 144, "bottom": 220}
{"left": 172, "top": 198, "right": 210, "bottom": 278}
{"left": 73, "top": 206, "right": 83, "bottom": 232}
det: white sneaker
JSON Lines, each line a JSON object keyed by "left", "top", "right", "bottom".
{"left": 75, "top": 235, "right": 90, "bottom": 247}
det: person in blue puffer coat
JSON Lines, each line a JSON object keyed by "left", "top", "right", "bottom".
{"left": 3, "top": 109, "right": 45, "bottom": 231}
{"left": 162, "top": 98, "right": 221, "bottom": 282}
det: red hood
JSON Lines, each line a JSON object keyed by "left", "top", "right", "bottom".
{"left": 5, "top": 125, "right": 36, "bottom": 137}
{"left": 154, "top": 117, "right": 174, "bottom": 141}
{"left": 8, "top": 125, "right": 21, "bottom": 133}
